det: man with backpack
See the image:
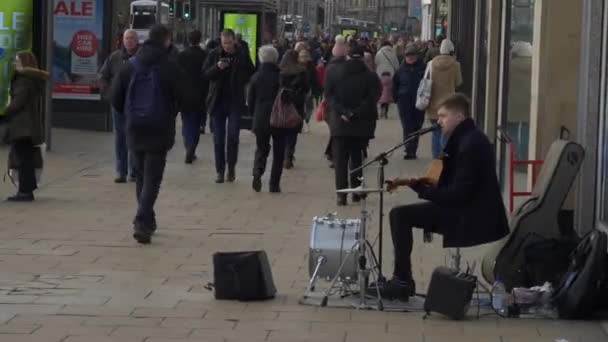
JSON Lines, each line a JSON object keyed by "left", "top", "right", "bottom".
{"left": 111, "top": 25, "right": 195, "bottom": 244}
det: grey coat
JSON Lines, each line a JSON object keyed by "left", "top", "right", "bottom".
{"left": 4, "top": 68, "right": 49, "bottom": 146}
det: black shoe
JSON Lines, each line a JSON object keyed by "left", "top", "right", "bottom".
{"left": 352, "top": 194, "right": 362, "bottom": 203}
{"left": 403, "top": 154, "right": 417, "bottom": 160}
{"left": 284, "top": 159, "right": 294, "bottom": 170}
{"left": 368, "top": 277, "right": 415, "bottom": 302}
{"left": 200, "top": 127, "right": 206, "bottom": 135}
{"left": 114, "top": 176, "right": 127, "bottom": 183}
{"left": 128, "top": 175, "right": 137, "bottom": 182}
{"left": 133, "top": 223, "right": 152, "bottom": 244}
{"left": 227, "top": 169, "right": 236, "bottom": 183}
{"left": 149, "top": 220, "right": 157, "bottom": 235}
{"left": 7, "top": 192, "right": 34, "bottom": 202}
{"left": 269, "top": 184, "right": 281, "bottom": 193}
{"left": 252, "top": 175, "right": 262, "bottom": 192}
{"left": 337, "top": 196, "right": 347, "bottom": 206}
{"left": 215, "top": 173, "right": 225, "bottom": 183}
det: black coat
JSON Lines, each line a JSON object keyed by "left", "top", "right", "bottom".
{"left": 111, "top": 41, "right": 196, "bottom": 152}
{"left": 393, "top": 60, "right": 425, "bottom": 105}
{"left": 279, "top": 68, "right": 310, "bottom": 117}
{"left": 324, "top": 58, "right": 381, "bottom": 139}
{"left": 247, "top": 63, "right": 281, "bottom": 135}
{"left": 411, "top": 118, "right": 510, "bottom": 248}
{"left": 202, "top": 46, "right": 255, "bottom": 114}
{"left": 178, "top": 46, "right": 209, "bottom": 111}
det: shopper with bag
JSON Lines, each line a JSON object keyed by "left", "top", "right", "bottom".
{"left": 425, "top": 39, "right": 462, "bottom": 158}
{"left": 1, "top": 52, "right": 49, "bottom": 202}
{"left": 248, "top": 45, "right": 289, "bottom": 193}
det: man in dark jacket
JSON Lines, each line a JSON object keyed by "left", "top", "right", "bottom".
{"left": 324, "top": 45, "right": 381, "bottom": 206}
{"left": 393, "top": 45, "right": 426, "bottom": 159}
{"left": 202, "top": 29, "right": 255, "bottom": 183}
{"left": 111, "top": 25, "right": 194, "bottom": 244}
{"left": 376, "top": 94, "right": 509, "bottom": 301}
{"left": 178, "top": 30, "right": 208, "bottom": 164}
{"left": 99, "top": 29, "right": 139, "bottom": 183}
{"left": 247, "top": 45, "right": 285, "bottom": 193}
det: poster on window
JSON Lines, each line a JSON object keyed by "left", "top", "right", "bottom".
{"left": 223, "top": 13, "right": 258, "bottom": 64}
{"left": 0, "top": 1, "right": 33, "bottom": 115}
{"left": 52, "top": 0, "right": 103, "bottom": 100}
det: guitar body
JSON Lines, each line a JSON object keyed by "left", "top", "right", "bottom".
{"left": 481, "top": 140, "right": 585, "bottom": 289}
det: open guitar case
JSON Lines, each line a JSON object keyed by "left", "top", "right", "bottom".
{"left": 481, "top": 139, "right": 585, "bottom": 290}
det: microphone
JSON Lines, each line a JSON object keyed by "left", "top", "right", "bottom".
{"left": 405, "top": 123, "right": 440, "bottom": 138}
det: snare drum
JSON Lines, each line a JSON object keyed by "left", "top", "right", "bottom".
{"left": 309, "top": 216, "right": 361, "bottom": 281}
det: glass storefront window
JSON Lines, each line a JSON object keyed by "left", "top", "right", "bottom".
{"left": 506, "top": 0, "right": 534, "bottom": 164}
{"left": 601, "top": 113, "right": 608, "bottom": 225}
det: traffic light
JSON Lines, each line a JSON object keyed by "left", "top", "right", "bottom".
{"left": 183, "top": 1, "right": 191, "bottom": 20}
{"left": 168, "top": 0, "right": 175, "bottom": 17}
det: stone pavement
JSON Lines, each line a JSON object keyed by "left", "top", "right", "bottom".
{"left": 0, "top": 113, "right": 605, "bottom": 342}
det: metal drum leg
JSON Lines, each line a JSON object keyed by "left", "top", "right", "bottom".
{"left": 304, "top": 256, "right": 325, "bottom": 296}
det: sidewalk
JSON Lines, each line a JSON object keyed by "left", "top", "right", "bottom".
{"left": 0, "top": 112, "right": 604, "bottom": 342}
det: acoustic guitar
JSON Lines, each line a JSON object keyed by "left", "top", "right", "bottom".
{"left": 388, "top": 159, "right": 443, "bottom": 190}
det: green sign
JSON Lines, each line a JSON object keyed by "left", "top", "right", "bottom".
{"left": 341, "top": 29, "right": 357, "bottom": 38}
{"left": 0, "top": 1, "right": 33, "bottom": 114}
{"left": 223, "top": 13, "right": 257, "bottom": 64}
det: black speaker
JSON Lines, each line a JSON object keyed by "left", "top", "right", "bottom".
{"left": 211, "top": 250, "right": 276, "bottom": 301}
{"left": 424, "top": 266, "right": 477, "bottom": 320}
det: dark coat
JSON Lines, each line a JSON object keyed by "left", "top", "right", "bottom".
{"left": 279, "top": 68, "right": 310, "bottom": 133}
{"left": 98, "top": 46, "right": 138, "bottom": 101}
{"left": 393, "top": 59, "right": 425, "bottom": 104}
{"left": 202, "top": 46, "right": 255, "bottom": 114}
{"left": 304, "top": 62, "right": 322, "bottom": 97}
{"left": 324, "top": 58, "right": 381, "bottom": 139}
{"left": 247, "top": 63, "right": 281, "bottom": 135}
{"left": 3, "top": 68, "right": 49, "bottom": 146}
{"left": 411, "top": 118, "right": 510, "bottom": 248}
{"left": 177, "top": 46, "right": 209, "bottom": 111}
{"left": 111, "top": 41, "right": 196, "bottom": 152}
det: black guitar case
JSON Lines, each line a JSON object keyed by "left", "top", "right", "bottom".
{"left": 481, "top": 140, "right": 585, "bottom": 290}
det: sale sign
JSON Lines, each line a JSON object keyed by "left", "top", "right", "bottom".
{"left": 0, "top": 1, "right": 33, "bottom": 115}
{"left": 52, "top": 0, "right": 103, "bottom": 100}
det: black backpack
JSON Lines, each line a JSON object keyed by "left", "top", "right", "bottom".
{"left": 124, "top": 57, "right": 169, "bottom": 129}
{"left": 553, "top": 230, "right": 607, "bottom": 319}
{"left": 210, "top": 251, "right": 276, "bottom": 301}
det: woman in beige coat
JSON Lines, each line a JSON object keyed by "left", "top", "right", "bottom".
{"left": 427, "top": 39, "right": 462, "bottom": 158}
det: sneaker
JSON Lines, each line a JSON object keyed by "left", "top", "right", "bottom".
{"left": 252, "top": 175, "right": 262, "bottom": 192}
{"left": 133, "top": 223, "right": 152, "bottom": 244}
{"left": 7, "top": 192, "right": 34, "bottom": 202}
{"left": 114, "top": 175, "right": 127, "bottom": 183}
{"left": 215, "top": 173, "right": 225, "bottom": 184}
{"left": 368, "top": 277, "right": 415, "bottom": 302}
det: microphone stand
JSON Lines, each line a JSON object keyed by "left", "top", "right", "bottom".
{"left": 350, "top": 127, "right": 437, "bottom": 283}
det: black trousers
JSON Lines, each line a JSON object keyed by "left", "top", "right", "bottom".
{"left": 324, "top": 137, "right": 333, "bottom": 159}
{"left": 12, "top": 139, "right": 37, "bottom": 194}
{"left": 254, "top": 130, "right": 287, "bottom": 186}
{"left": 332, "top": 137, "right": 366, "bottom": 195}
{"left": 389, "top": 202, "right": 456, "bottom": 280}
{"left": 285, "top": 131, "right": 298, "bottom": 162}
{"left": 133, "top": 150, "right": 167, "bottom": 227}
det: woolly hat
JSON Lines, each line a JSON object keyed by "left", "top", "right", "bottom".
{"left": 440, "top": 39, "right": 455, "bottom": 55}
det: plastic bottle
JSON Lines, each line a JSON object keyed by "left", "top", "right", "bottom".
{"left": 492, "top": 277, "right": 507, "bottom": 316}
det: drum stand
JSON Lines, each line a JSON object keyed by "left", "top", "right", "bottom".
{"left": 317, "top": 179, "right": 385, "bottom": 311}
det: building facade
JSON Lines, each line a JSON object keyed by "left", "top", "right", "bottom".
{"left": 435, "top": 0, "right": 606, "bottom": 235}
{"left": 380, "top": 0, "right": 409, "bottom": 32}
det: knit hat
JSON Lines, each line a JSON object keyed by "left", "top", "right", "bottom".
{"left": 405, "top": 45, "right": 419, "bottom": 56}
{"left": 440, "top": 39, "right": 455, "bottom": 54}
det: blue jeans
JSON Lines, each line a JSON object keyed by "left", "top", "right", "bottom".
{"left": 430, "top": 119, "right": 443, "bottom": 159}
{"left": 112, "top": 109, "right": 134, "bottom": 177}
{"left": 212, "top": 110, "right": 241, "bottom": 174}
{"left": 181, "top": 111, "right": 203, "bottom": 151}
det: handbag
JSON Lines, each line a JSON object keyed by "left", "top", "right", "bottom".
{"left": 314, "top": 99, "right": 326, "bottom": 122}
{"left": 7, "top": 145, "right": 44, "bottom": 184}
{"left": 416, "top": 61, "right": 433, "bottom": 111}
{"left": 270, "top": 88, "right": 303, "bottom": 129}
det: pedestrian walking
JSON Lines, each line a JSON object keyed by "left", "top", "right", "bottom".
{"left": 375, "top": 41, "right": 400, "bottom": 78}
{"left": 299, "top": 49, "right": 320, "bottom": 131}
{"left": 378, "top": 71, "right": 394, "bottom": 119}
{"left": 99, "top": 29, "right": 139, "bottom": 183}
{"left": 203, "top": 29, "right": 255, "bottom": 183}
{"left": 111, "top": 25, "right": 195, "bottom": 244}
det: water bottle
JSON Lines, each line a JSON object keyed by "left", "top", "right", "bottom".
{"left": 492, "top": 277, "right": 507, "bottom": 315}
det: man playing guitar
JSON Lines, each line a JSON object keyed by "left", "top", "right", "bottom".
{"left": 373, "top": 93, "right": 509, "bottom": 301}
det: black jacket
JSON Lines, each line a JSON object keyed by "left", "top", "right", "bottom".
{"left": 111, "top": 41, "right": 196, "bottom": 152}
{"left": 202, "top": 46, "right": 255, "bottom": 114}
{"left": 324, "top": 58, "right": 381, "bottom": 139}
{"left": 279, "top": 68, "right": 310, "bottom": 117}
{"left": 247, "top": 63, "right": 281, "bottom": 135}
{"left": 178, "top": 46, "right": 209, "bottom": 111}
{"left": 411, "top": 118, "right": 510, "bottom": 248}
{"left": 393, "top": 60, "right": 425, "bottom": 103}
